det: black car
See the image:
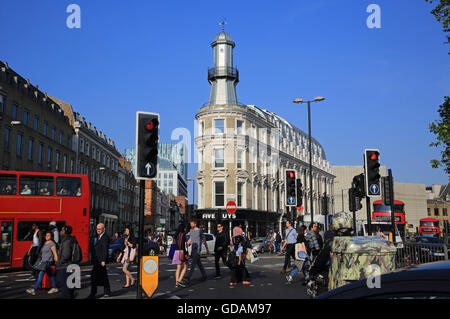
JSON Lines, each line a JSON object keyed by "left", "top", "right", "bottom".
{"left": 108, "top": 236, "right": 159, "bottom": 262}
{"left": 316, "top": 261, "right": 450, "bottom": 299}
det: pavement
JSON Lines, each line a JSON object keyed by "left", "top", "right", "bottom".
{"left": 0, "top": 253, "right": 309, "bottom": 299}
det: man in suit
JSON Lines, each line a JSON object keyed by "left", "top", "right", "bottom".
{"left": 88, "top": 223, "right": 111, "bottom": 299}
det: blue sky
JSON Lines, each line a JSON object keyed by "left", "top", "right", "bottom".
{"left": 1, "top": 0, "right": 449, "bottom": 203}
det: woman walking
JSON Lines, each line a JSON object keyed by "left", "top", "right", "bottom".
{"left": 172, "top": 224, "right": 189, "bottom": 288}
{"left": 230, "top": 236, "right": 250, "bottom": 286}
{"left": 286, "top": 225, "right": 308, "bottom": 283}
{"left": 26, "top": 231, "right": 59, "bottom": 295}
{"left": 116, "top": 227, "right": 136, "bottom": 288}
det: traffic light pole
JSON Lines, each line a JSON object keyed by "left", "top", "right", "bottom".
{"left": 307, "top": 100, "right": 314, "bottom": 224}
{"left": 137, "top": 180, "right": 145, "bottom": 299}
{"left": 388, "top": 169, "right": 396, "bottom": 244}
{"left": 366, "top": 196, "right": 372, "bottom": 236}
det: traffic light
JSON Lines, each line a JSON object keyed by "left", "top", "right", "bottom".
{"left": 381, "top": 175, "right": 393, "bottom": 206}
{"left": 296, "top": 179, "right": 303, "bottom": 208}
{"left": 136, "top": 112, "right": 160, "bottom": 179}
{"left": 349, "top": 188, "right": 362, "bottom": 212}
{"left": 352, "top": 174, "right": 365, "bottom": 198}
{"left": 321, "top": 195, "right": 328, "bottom": 215}
{"left": 285, "top": 170, "right": 297, "bottom": 207}
{"left": 364, "top": 149, "right": 381, "bottom": 197}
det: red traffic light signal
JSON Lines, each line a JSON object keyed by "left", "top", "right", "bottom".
{"left": 145, "top": 118, "right": 159, "bottom": 131}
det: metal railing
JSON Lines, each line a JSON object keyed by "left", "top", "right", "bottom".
{"left": 207, "top": 67, "right": 239, "bottom": 81}
{"left": 395, "top": 242, "right": 449, "bottom": 268}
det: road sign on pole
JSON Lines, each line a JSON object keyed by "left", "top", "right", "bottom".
{"left": 226, "top": 201, "right": 237, "bottom": 214}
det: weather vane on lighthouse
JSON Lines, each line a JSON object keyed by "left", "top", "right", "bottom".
{"left": 219, "top": 19, "right": 227, "bottom": 31}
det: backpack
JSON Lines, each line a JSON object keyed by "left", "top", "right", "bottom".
{"left": 226, "top": 249, "right": 238, "bottom": 268}
{"left": 71, "top": 237, "right": 82, "bottom": 264}
{"left": 276, "top": 233, "right": 281, "bottom": 243}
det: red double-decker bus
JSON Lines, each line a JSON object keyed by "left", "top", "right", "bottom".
{"left": 372, "top": 200, "right": 406, "bottom": 237}
{"left": 419, "top": 218, "right": 440, "bottom": 237}
{"left": 0, "top": 170, "right": 90, "bottom": 270}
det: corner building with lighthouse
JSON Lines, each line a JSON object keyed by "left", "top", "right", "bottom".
{"left": 194, "top": 30, "right": 335, "bottom": 237}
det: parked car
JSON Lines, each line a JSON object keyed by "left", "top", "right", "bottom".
{"left": 186, "top": 233, "right": 216, "bottom": 256}
{"left": 250, "top": 237, "right": 266, "bottom": 253}
{"left": 316, "top": 261, "right": 450, "bottom": 299}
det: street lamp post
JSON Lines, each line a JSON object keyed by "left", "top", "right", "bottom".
{"left": 293, "top": 96, "right": 325, "bottom": 225}
{"left": 187, "top": 178, "right": 195, "bottom": 220}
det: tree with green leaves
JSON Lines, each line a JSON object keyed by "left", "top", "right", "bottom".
{"left": 429, "top": 96, "right": 450, "bottom": 176}
{"left": 425, "top": 0, "right": 450, "bottom": 46}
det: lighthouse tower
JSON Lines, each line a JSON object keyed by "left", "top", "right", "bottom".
{"left": 207, "top": 28, "right": 239, "bottom": 106}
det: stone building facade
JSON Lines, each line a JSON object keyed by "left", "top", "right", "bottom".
{"left": 0, "top": 61, "right": 75, "bottom": 173}
{"left": 194, "top": 31, "right": 334, "bottom": 237}
{"left": 426, "top": 183, "right": 450, "bottom": 235}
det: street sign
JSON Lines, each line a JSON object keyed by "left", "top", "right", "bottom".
{"left": 226, "top": 201, "right": 237, "bottom": 214}
{"left": 140, "top": 256, "right": 158, "bottom": 298}
{"left": 287, "top": 196, "right": 296, "bottom": 205}
{"left": 370, "top": 184, "right": 379, "bottom": 195}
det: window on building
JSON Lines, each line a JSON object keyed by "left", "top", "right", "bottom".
{"left": 43, "top": 121, "right": 48, "bottom": 136}
{"left": 215, "top": 149, "right": 224, "bottom": 168}
{"left": 28, "top": 139, "right": 33, "bottom": 161}
{"left": 236, "top": 120, "right": 243, "bottom": 135}
{"left": 444, "top": 208, "right": 448, "bottom": 217}
{"left": 4, "top": 128, "right": 11, "bottom": 152}
{"left": 47, "top": 147, "right": 52, "bottom": 166}
{"left": 59, "top": 132, "right": 63, "bottom": 145}
{"left": 55, "top": 151, "right": 60, "bottom": 171}
{"left": 12, "top": 104, "right": 18, "bottom": 120}
{"left": 23, "top": 110, "right": 29, "bottom": 126}
{"left": 215, "top": 181, "right": 225, "bottom": 207}
{"left": 434, "top": 208, "right": 440, "bottom": 216}
{"left": 237, "top": 182, "right": 244, "bottom": 207}
{"left": 427, "top": 208, "right": 431, "bottom": 216}
{"left": 38, "top": 143, "right": 43, "bottom": 165}
{"left": 63, "top": 155, "right": 67, "bottom": 173}
{"left": 215, "top": 119, "right": 225, "bottom": 134}
{"left": 237, "top": 149, "right": 244, "bottom": 169}
{"left": 16, "top": 133, "right": 23, "bottom": 157}
{"left": 0, "top": 95, "right": 5, "bottom": 113}
{"left": 51, "top": 127, "right": 56, "bottom": 141}
{"left": 67, "top": 136, "right": 71, "bottom": 149}
{"left": 34, "top": 116, "right": 39, "bottom": 131}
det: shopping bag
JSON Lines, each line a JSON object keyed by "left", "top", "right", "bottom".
{"left": 250, "top": 250, "right": 259, "bottom": 263}
{"left": 168, "top": 244, "right": 176, "bottom": 259}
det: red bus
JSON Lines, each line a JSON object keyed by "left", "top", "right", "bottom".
{"left": 0, "top": 170, "right": 90, "bottom": 270}
{"left": 419, "top": 218, "right": 440, "bottom": 237}
{"left": 372, "top": 200, "right": 406, "bottom": 237}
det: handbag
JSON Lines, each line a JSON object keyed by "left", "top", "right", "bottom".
{"left": 32, "top": 258, "right": 47, "bottom": 272}
{"left": 246, "top": 248, "right": 252, "bottom": 261}
{"left": 179, "top": 250, "right": 190, "bottom": 261}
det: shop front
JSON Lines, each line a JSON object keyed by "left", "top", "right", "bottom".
{"left": 195, "top": 209, "right": 281, "bottom": 238}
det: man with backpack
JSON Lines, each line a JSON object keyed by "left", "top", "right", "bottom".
{"left": 275, "top": 230, "right": 282, "bottom": 254}
{"left": 56, "top": 225, "right": 81, "bottom": 299}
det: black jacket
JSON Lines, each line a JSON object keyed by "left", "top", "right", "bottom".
{"left": 56, "top": 235, "right": 75, "bottom": 269}
{"left": 214, "top": 231, "right": 230, "bottom": 252}
{"left": 92, "top": 233, "right": 110, "bottom": 265}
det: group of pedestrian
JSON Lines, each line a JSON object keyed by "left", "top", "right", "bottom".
{"left": 279, "top": 220, "right": 336, "bottom": 285}
{"left": 25, "top": 222, "right": 79, "bottom": 298}
{"left": 169, "top": 220, "right": 252, "bottom": 288}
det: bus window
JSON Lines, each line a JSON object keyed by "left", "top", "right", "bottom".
{"left": 56, "top": 177, "right": 82, "bottom": 197}
{"left": 19, "top": 176, "right": 54, "bottom": 196}
{"left": 0, "top": 174, "right": 17, "bottom": 195}
{"left": 17, "top": 221, "right": 66, "bottom": 241}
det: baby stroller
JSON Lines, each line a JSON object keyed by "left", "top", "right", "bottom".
{"left": 295, "top": 251, "right": 310, "bottom": 278}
